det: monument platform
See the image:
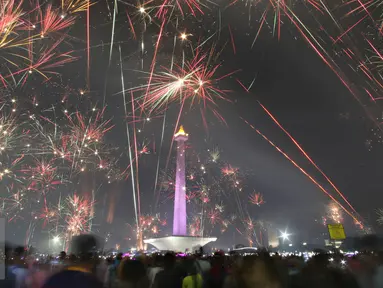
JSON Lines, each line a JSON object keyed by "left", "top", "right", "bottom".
{"left": 144, "top": 235, "right": 217, "bottom": 252}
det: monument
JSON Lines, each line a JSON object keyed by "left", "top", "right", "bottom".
{"left": 144, "top": 126, "right": 216, "bottom": 252}
{"left": 173, "top": 125, "right": 188, "bottom": 235}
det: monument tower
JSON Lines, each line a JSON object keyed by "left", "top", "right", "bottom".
{"left": 173, "top": 125, "right": 188, "bottom": 235}
{"left": 144, "top": 125, "right": 216, "bottom": 251}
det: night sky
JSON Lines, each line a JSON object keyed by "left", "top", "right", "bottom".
{"left": 2, "top": 0, "right": 383, "bottom": 250}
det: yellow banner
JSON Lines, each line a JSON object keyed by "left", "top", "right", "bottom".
{"left": 327, "top": 223, "right": 346, "bottom": 240}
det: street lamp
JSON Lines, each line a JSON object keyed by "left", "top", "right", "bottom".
{"left": 280, "top": 231, "right": 290, "bottom": 241}
{"left": 53, "top": 236, "right": 60, "bottom": 244}
{"left": 278, "top": 229, "right": 291, "bottom": 244}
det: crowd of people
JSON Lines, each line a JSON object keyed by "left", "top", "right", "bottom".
{"left": 2, "top": 235, "right": 383, "bottom": 288}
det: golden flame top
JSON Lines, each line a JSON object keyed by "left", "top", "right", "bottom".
{"left": 175, "top": 125, "right": 187, "bottom": 137}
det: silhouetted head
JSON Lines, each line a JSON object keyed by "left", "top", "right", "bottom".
{"left": 59, "top": 251, "right": 66, "bottom": 260}
{"left": 119, "top": 259, "right": 147, "bottom": 284}
{"left": 70, "top": 234, "right": 101, "bottom": 262}
{"left": 163, "top": 252, "right": 176, "bottom": 269}
{"left": 116, "top": 252, "right": 123, "bottom": 261}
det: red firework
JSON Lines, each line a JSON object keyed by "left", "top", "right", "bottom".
{"left": 155, "top": 0, "right": 204, "bottom": 20}
{"left": 9, "top": 38, "right": 77, "bottom": 81}
{"left": 138, "top": 47, "right": 235, "bottom": 122}
{"left": 39, "top": 4, "right": 75, "bottom": 37}
{"left": 208, "top": 209, "right": 220, "bottom": 225}
{"left": 67, "top": 108, "right": 114, "bottom": 145}
{"left": 64, "top": 194, "right": 94, "bottom": 237}
{"left": 249, "top": 192, "right": 265, "bottom": 206}
{"left": 221, "top": 164, "right": 238, "bottom": 176}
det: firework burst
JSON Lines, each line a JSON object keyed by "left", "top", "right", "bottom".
{"left": 327, "top": 201, "right": 343, "bottom": 224}
{"left": 130, "top": 47, "right": 234, "bottom": 123}
{"left": 0, "top": 0, "right": 25, "bottom": 49}
{"left": 61, "top": 0, "right": 93, "bottom": 15}
{"left": 64, "top": 194, "right": 94, "bottom": 238}
{"left": 249, "top": 192, "right": 264, "bottom": 206}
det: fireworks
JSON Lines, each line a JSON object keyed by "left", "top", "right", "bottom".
{"left": 209, "top": 147, "right": 220, "bottom": 162}
{"left": 40, "top": 4, "right": 76, "bottom": 37}
{"left": 130, "top": 214, "right": 166, "bottom": 239}
{"left": 327, "top": 202, "right": 343, "bottom": 224}
{"left": 130, "top": 48, "right": 233, "bottom": 123}
{"left": 61, "top": 0, "right": 92, "bottom": 14}
{"left": 0, "top": 0, "right": 79, "bottom": 85}
{"left": 64, "top": 194, "right": 94, "bottom": 241}
{"left": 0, "top": 0, "right": 377, "bottom": 249}
{"left": 0, "top": 0, "right": 24, "bottom": 49}
{"left": 249, "top": 192, "right": 264, "bottom": 206}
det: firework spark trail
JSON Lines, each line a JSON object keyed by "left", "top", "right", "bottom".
{"left": 229, "top": 0, "right": 324, "bottom": 46}
{"left": 242, "top": 117, "right": 361, "bottom": 225}
{"left": 236, "top": 79, "right": 249, "bottom": 92}
{"left": 228, "top": 25, "right": 236, "bottom": 54}
{"left": 171, "top": 18, "right": 179, "bottom": 71}
{"left": 0, "top": 3, "right": 123, "bottom": 237}
{"left": 131, "top": 89, "right": 142, "bottom": 233}
{"left": 366, "top": 38, "right": 383, "bottom": 70}
{"left": 333, "top": 14, "right": 369, "bottom": 44}
{"left": 39, "top": 4, "right": 76, "bottom": 37}
{"left": 7, "top": 38, "right": 77, "bottom": 81}
{"left": 61, "top": 0, "right": 92, "bottom": 14}
{"left": 119, "top": 45, "right": 139, "bottom": 239}
{"left": 103, "top": 0, "right": 118, "bottom": 108}
{"left": 343, "top": 0, "right": 375, "bottom": 25}
{"left": 249, "top": 191, "right": 264, "bottom": 206}
{"left": 153, "top": 111, "right": 166, "bottom": 210}
{"left": 87, "top": 0, "right": 90, "bottom": 88}
{"left": 0, "top": 0, "right": 25, "bottom": 49}
{"left": 155, "top": 0, "right": 204, "bottom": 20}
{"left": 0, "top": 1, "right": 83, "bottom": 85}
{"left": 284, "top": 7, "right": 383, "bottom": 135}
{"left": 292, "top": 2, "right": 383, "bottom": 130}
{"left": 144, "top": 20, "right": 166, "bottom": 107}
{"left": 135, "top": 48, "right": 234, "bottom": 118}
{"left": 251, "top": 10, "right": 267, "bottom": 48}
{"left": 259, "top": 102, "right": 361, "bottom": 218}
{"left": 126, "top": 9, "right": 136, "bottom": 40}
{"left": 109, "top": 0, "right": 118, "bottom": 65}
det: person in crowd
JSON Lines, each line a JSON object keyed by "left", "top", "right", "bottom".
{"left": 204, "top": 251, "right": 228, "bottom": 288}
{"left": 42, "top": 268, "right": 104, "bottom": 288}
{"left": 42, "top": 234, "right": 104, "bottom": 288}
{"left": 147, "top": 254, "right": 163, "bottom": 287}
{"left": 153, "top": 252, "right": 181, "bottom": 288}
{"left": 118, "top": 259, "right": 150, "bottom": 288}
{"left": 0, "top": 243, "right": 17, "bottom": 288}
{"left": 300, "top": 252, "right": 360, "bottom": 288}
{"left": 373, "top": 252, "right": 383, "bottom": 288}
{"left": 182, "top": 258, "right": 203, "bottom": 288}
{"left": 58, "top": 251, "right": 66, "bottom": 263}
{"left": 9, "top": 246, "right": 29, "bottom": 288}
{"left": 106, "top": 252, "right": 123, "bottom": 288}
{"left": 224, "top": 254, "right": 283, "bottom": 288}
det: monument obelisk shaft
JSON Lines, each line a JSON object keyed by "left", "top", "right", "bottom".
{"left": 144, "top": 126, "right": 217, "bottom": 251}
{"left": 173, "top": 126, "right": 188, "bottom": 235}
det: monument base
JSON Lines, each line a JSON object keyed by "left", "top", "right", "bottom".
{"left": 144, "top": 235, "right": 217, "bottom": 252}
